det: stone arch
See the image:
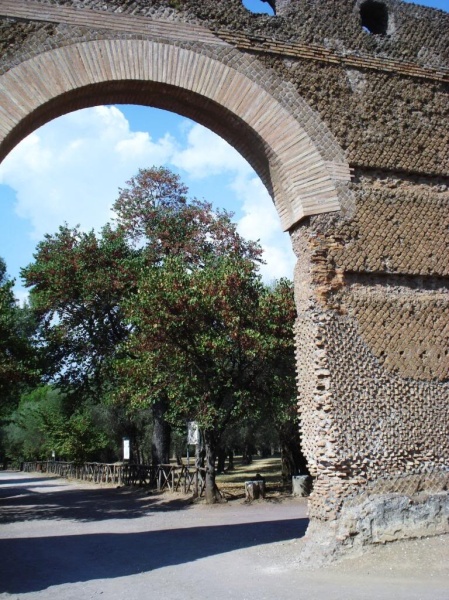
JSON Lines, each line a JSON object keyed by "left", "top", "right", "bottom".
{"left": 0, "top": 38, "right": 352, "bottom": 231}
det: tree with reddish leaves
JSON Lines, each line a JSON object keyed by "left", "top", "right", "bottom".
{"left": 23, "top": 167, "right": 302, "bottom": 499}
{"left": 113, "top": 257, "right": 299, "bottom": 502}
{"left": 21, "top": 168, "right": 263, "bottom": 466}
{"left": 113, "top": 167, "right": 261, "bottom": 268}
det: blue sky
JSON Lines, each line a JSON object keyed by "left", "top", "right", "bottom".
{"left": 0, "top": 0, "right": 447, "bottom": 300}
{"left": 242, "top": 0, "right": 449, "bottom": 12}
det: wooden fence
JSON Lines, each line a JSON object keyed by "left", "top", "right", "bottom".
{"left": 156, "top": 464, "right": 206, "bottom": 495}
{"left": 22, "top": 461, "right": 206, "bottom": 495}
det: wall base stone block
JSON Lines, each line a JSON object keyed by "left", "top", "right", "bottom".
{"left": 301, "top": 490, "right": 448, "bottom": 564}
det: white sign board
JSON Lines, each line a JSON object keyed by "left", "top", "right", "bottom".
{"left": 187, "top": 421, "right": 199, "bottom": 445}
{"left": 123, "top": 438, "right": 130, "bottom": 461}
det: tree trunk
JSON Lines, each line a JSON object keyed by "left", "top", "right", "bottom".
{"left": 216, "top": 446, "right": 226, "bottom": 473}
{"left": 259, "top": 445, "right": 270, "bottom": 458}
{"left": 151, "top": 396, "right": 171, "bottom": 466}
{"left": 227, "top": 449, "right": 234, "bottom": 471}
{"left": 204, "top": 430, "right": 224, "bottom": 504}
{"left": 279, "top": 422, "right": 309, "bottom": 479}
{"left": 242, "top": 443, "right": 253, "bottom": 465}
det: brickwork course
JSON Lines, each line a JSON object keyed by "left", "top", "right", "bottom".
{"left": 0, "top": 0, "right": 447, "bottom": 557}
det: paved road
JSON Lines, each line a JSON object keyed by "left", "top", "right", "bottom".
{"left": 0, "top": 471, "right": 447, "bottom": 600}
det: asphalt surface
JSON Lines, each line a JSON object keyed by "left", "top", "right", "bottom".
{"left": 0, "top": 471, "right": 447, "bottom": 600}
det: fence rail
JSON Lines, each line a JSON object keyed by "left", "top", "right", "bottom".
{"left": 22, "top": 461, "right": 205, "bottom": 495}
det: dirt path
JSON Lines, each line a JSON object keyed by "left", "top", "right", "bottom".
{"left": 0, "top": 471, "right": 447, "bottom": 600}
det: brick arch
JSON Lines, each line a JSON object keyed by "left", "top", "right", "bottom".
{"left": 0, "top": 38, "right": 352, "bottom": 231}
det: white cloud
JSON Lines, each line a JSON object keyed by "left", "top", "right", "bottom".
{"left": 114, "top": 129, "right": 176, "bottom": 164}
{"left": 0, "top": 106, "right": 177, "bottom": 240}
{"left": 13, "top": 286, "right": 30, "bottom": 308}
{"left": 231, "top": 174, "right": 296, "bottom": 281}
{"left": 0, "top": 107, "right": 295, "bottom": 282}
{"left": 172, "top": 124, "right": 251, "bottom": 179}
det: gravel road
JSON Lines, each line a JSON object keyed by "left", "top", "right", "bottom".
{"left": 0, "top": 471, "right": 447, "bottom": 600}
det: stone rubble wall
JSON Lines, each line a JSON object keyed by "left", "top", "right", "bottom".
{"left": 291, "top": 213, "right": 448, "bottom": 548}
{"left": 4, "top": 0, "right": 447, "bottom": 68}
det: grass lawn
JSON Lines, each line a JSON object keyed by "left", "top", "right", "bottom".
{"left": 215, "top": 455, "right": 290, "bottom": 499}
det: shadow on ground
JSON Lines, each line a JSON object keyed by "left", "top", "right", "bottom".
{"left": 0, "top": 481, "right": 191, "bottom": 523}
{"left": 0, "top": 477, "right": 62, "bottom": 486}
{"left": 0, "top": 518, "right": 308, "bottom": 593}
{"left": 0, "top": 474, "right": 308, "bottom": 594}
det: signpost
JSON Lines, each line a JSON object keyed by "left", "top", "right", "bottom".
{"left": 123, "top": 437, "right": 130, "bottom": 462}
{"left": 187, "top": 421, "right": 199, "bottom": 445}
{"left": 186, "top": 421, "right": 199, "bottom": 467}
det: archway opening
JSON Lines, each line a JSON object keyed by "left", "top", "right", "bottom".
{"left": 0, "top": 102, "right": 305, "bottom": 493}
{"left": 0, "top": 36, "right": 350, "bottom": 511}
{"left": 0, "top": 40, "right": 348, "bottom": 231}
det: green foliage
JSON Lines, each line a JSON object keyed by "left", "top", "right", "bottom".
{"left": 21, "top": 225, "right": 134, "bottom": 402}
{"left": 21, "top": 167, "right": 261, "bottom": 406}
{"left": 114, "top": 254, "right": 260, "bottom": 425}
{"left": 0, "top": 258, "right": 39, "bottom": 416}
{"left": 2, "top": 386, "right": 64, "bottom": 463}
{"left": 43, "top": 408, "right": 109, "bottom": 464}
{"left": 113, "top": 255, "right": 297, "bottom": 443}
{"left": 1, "top": 386, "right": 113, "bottom": 464}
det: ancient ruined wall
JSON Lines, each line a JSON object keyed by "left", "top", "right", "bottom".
{"left": 0, "top": 0, "right": 448, "bottom": 552}
{"left": 273, "top": 2, "right": 448, "bottom": 549}
{"left": 292, "top": 211, "right": 449, "bottom": 550}
{"left": 1, "top": 1, "right": 447, "bottom": 175}
{"left": 240, "top": 0, "right": 447, "bottom": 546}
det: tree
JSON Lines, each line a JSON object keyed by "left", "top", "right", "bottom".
{"left": 21, "top": 225, "right": 134, "bottom": 403}
{"left": 112, "top": 167, "right": 263, "bottom": 473}
{"left": 1, "top": 386, "right": 58, "bottom": 465}
{"left": 112, "top": 167, "right": 260, "bottom": 267}
{"left": 113, "top": 256, "right": 300, "bottom": 502}
{"left": 42, "top": 406, "right": 109, "bottom": 464}
{"left": 21, "top": 168, "right": 255, "bottom": 463}
{"left": 1, "top": 386, "right": 111, "bottom": 465}
{"left": 22, "top": 167, "right": 305, "bottom": 492}
{"left": 0, "top": 258, "right": 38, "bottom": 416}
{"left": 252, "top": 278, "right": 309, "bottom": 478}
